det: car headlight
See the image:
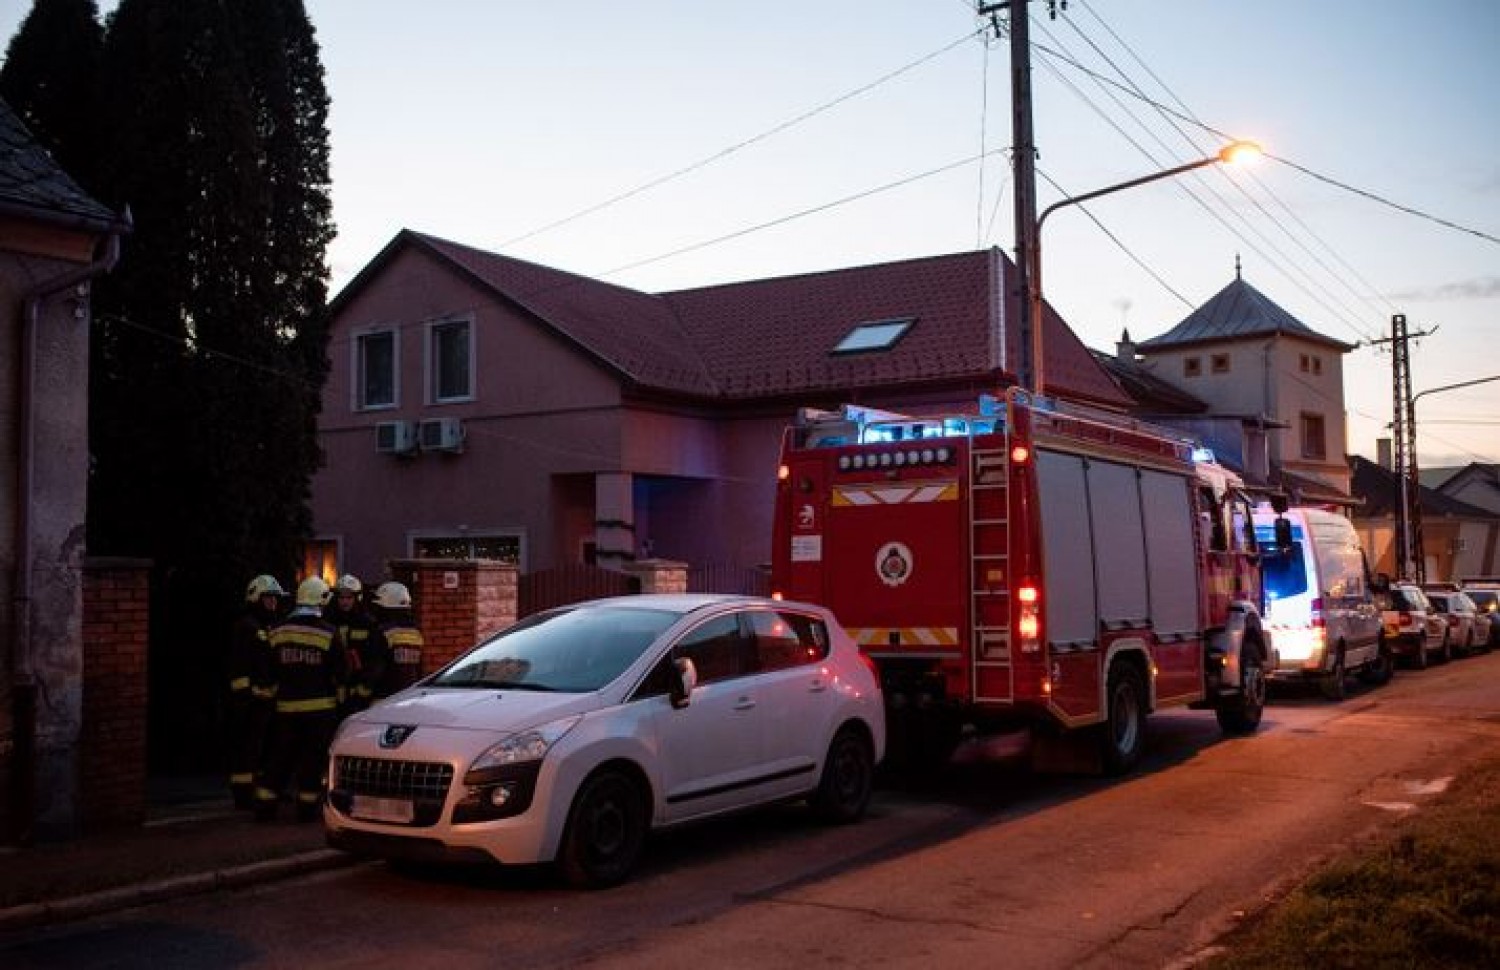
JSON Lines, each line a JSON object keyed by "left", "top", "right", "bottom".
{"left": 470, "top": 715, "right": 582, "bottom": 771}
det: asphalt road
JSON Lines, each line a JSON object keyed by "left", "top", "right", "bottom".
{"left": 6, "top": 651, "right": 1499, "bottom": 970}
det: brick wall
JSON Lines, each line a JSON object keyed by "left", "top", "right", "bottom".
{"left": 79, "top": 559, "right": 150, "bottom": 830}
{"left": 389, "top": 560, "right": 518, "bottom": 672}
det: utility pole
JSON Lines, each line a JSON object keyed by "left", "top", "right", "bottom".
{"left": 1368, "top": 314, "right": 1435, "bottom": 581}
{"left": 979, "top": 0, "right": 1065, "bottom": 394}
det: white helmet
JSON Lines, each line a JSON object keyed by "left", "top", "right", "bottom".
{"left": 245, "top": 574, "right": 285, "bottom": 603}
{"left": 334, "top": 574, "right": 363, "bottom": 595}
{"left": 295, "top": 577, "right": 332, "bottom": 608}
{"left": 372, "top": 581, "right": 412, "bottom": 610}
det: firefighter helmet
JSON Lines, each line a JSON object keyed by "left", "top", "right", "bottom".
{"left": 295, "top": 577, "right": 332, "bottom": 608}
{"left": 372, "top": 581, "right": 412, "bottom": 610}
{"left": 245, "top": 574, "right": 285, "bottom": 603}
{"left": 334, "top": 574, "right": 363, "bottom": 595}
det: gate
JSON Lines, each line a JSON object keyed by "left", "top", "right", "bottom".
{"left": 519, "top": 564, "right": 641, "bottom": 618}
{"left": 687, "top": 563, "right": 770, "bottom": 597}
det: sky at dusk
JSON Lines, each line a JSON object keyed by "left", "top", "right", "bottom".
{"left": 4, "top": 0, "right": 1497, "bottom": 467}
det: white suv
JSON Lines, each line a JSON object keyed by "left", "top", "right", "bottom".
{"left": 325, "top": 594, "right": 885, "bottom": 887}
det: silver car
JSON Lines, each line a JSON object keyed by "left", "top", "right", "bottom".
{"left": 325, "top": 594, "right": 885, "bottom": 887}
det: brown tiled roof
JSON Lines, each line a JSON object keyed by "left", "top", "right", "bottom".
{"left": 1139, "top": 275, "right": 1353, "bottom": 352}
{"left": 346, "top": 231, "right": 1129, "bottom": 408}
{"left": 1090, "top": 349, "right": 1208, "bottom": 414}
{"left": 0, "top": 97, "right": 117, "bottom": 229}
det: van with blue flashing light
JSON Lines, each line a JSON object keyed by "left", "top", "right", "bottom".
{"left": 1253, "top": 506, "right": 1389, "bottom": 699}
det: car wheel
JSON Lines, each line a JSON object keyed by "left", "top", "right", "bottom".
{"left": 1215, "top": 644, "right": 1265, "bottom": 736}
{"left": 811, "top": 726, "right": 875, "bottom": 823}
{"left": 1358, "top": 638, "right": 1395, "bottom": 686}
{"left": 1319, "top": 647, "right": 1347, "bottom": 702}
{"left": 1437, "top": 634, "right": 1452, "bottom": 664}
{"left": 557, "top": 768, "right": 648, "bottom": 890}
{"left": 1412, "top": 637, "right": 1429, "bottom": 670}
{"left": 1099, "top": 661, "right": 1146, "bottom": 775}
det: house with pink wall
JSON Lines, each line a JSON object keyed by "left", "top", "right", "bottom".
{"left": 310, "top": 230, "right": 1129, "bottom": 586}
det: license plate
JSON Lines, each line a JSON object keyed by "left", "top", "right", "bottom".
{"left": 350, "top": 795, "right": 415, "bottom": 823}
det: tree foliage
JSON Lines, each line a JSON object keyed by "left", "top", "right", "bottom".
{"left": 3, "top": 0, "right": 334, "bottom": 768}
{"left": 0, "top": 0, "right": 105, "bottom": 193}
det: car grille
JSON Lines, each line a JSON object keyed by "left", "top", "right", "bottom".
{"left": 334, "top": 756, "right": 453, "bottom": 802}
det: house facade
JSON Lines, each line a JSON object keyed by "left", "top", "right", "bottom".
{"left": 1120, "top": 269, "right": 1355, "bottom": 504}
{"left": 1349, "top": 456, "right": 1500, "bottom": 581}
{"left": 311, "top": 231, "right": 1129, "bottom": 585}
{"left": 1, "top": 99, "right": 130, "bottom": 838}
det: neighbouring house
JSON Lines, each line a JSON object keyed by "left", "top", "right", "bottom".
{"left": 1422, "top": 463, "right": 1500, "bottom": 521}
{"left": 1, "top": 98, "right": 132, "bottom": 839}
{"left": 310, "top": 230, "right": 1130, "bottom": 585}
{"left": 1348, "top": 455, "right": 1500, "bottom": 580}
{"left": 1105, "top": 266, "right": 1356, "bottom": 507}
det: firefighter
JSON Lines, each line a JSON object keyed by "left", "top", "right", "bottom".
{"left": 252, "top": 577, "right": 347, "bottom": 822}
{"left": 325, "top": 573, "right": 376, "bottom": 715}
{"left": 228, "top": 574, "right": 284, "bottom": 809}
{"left": 369, "top": 581, "right": 425, "bottom": 700}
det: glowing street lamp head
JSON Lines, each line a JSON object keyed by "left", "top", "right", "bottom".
{"left": 1218, "top": 140, "right": 1263, "bottom": 166}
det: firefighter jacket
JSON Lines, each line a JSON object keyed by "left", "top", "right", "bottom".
{"left": 230, "top": 606, "right": 277, "bottom": 701}
{"left": 371, "top": 613, "right": 425, "bottom": 699}
{"left": 325, "top": 602, "right": 377, "bottom": 702}
{"left": 257, "top": 608, "right": 348, "bottom": 715}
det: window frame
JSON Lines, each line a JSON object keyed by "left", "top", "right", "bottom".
{"left": 1210, "top": 353, "right": 1231, "bottom": 374}
{"left": 1300, "top": 411, "right": 1327, "bottom": 461}
{"left": 831, "top": 317, "right": 916, "bottom": 355}
{"left": 426, "top": 315, "right": 475, "bottom": 404}
{"left": 353, "top": 327, "right": 398, "bottom": 411}
{"left": 1183, "top": 356, "right": 1202, "bottom": 378}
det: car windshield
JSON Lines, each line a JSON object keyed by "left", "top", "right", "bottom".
{"left": 431, "top": 605, "right": 683, "bottom": 693}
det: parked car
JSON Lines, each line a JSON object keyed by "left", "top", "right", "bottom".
{"left": 1461, "top": 581, "right": 1500, "bottom": 650}
{"left": 1254, "top": 507, "right": 1389, "bottom": 699}
{"left": 1423, "top": 587, "right": 1485, "bottom": 657}
{"left": 1375, "top": 582, "right": 1448, "bottom": 668}
{"left": 325, "top": 594, "right": 885, "bottom": 888}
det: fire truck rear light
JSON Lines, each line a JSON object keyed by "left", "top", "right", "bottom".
{"left": 907, "top": 449, "right": 921, "bottom": 465}
{"left": 1018, "top": 585, "right": 1039, "bottom": 605}
{"left": 1041, "top": 677, "right": 1052, "bottom": 696}
{"left": 1018, "top": 614, "right": 1039, "bottom": 638}
{"left": 777, "top": 464, "right": 790, "bottom": 481}
{"left": 1011, "top": 445, "right": 1030, "bottom": 464}
{"left": 936, "top": 446, "right": 952, "bottom": 463}
{"left": 879, "top": 453, "right": 893, "bottom": 468}
{"left": 838, "top": 455, "right": 852, "bottom": 470}
{"left": 770, "top": 590, "right": 784, "bottom": 601}
{"left": 921, "top": 449, "right": 935, "bottom": 464}
{"left": 893, "top": 451, "right": 907, "bottom": 466}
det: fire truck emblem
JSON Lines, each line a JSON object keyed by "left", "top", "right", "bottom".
{"left": 875, "top": 542, "right": 913, "bottom": 587}
{"left": 798, "top": 503, "right": 816, "bottom": 530}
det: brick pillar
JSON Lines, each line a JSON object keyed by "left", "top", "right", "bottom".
{"left": 623, "top": 559, "right": 689, "bottom": 595}
{"left": 388, "top": 560, "right": 518, "bottom": 672}
{"left": 79, "top": 558, "right": 151, "bottom": 830}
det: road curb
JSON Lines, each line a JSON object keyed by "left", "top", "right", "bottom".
{"left": 0, "top": 849, "right": 357, "bottom": 934}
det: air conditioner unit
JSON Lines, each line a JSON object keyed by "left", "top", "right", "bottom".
{"left": 419, "top": 417, "right": 465, "bottom": 453}
{"left": 375, "top": 420, "right": 417, "bottom": 455}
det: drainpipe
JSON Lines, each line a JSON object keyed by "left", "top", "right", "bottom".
{"left": 9, "top": 206, "right": 129, "bottom": 844}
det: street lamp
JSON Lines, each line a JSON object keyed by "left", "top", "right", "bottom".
{"left": 1022, "top": 140, "right": 1262, "bottom": 393}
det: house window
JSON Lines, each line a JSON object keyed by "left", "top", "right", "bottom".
{"left": 832, "top": 317, "right": 915, "bottom": 354}
{"left": 413, "top": 532, "right": 522, "bottom": 566}
{"left": 1210, "top": 353, "right": 1231, "bottom": 374}
{"left": 300, "top": 538, "right": 340, "bottom": 586}
{"left": 1184, "top": 357, "right": 1202, "bottom": 377}
{"left": 1299, "top": 354, "right": 1310, "bottom": 373}
{"left": 355, "top": 330, "right": 396, "bottom": 409}
{"left": 1300, "top": 412, "right": 1327, "bottom": 461}
{"left": 1312, "top": 356, "right": 1323, "bottom": 376}
{"left": 429, "top": 318, "right": 473, "bottom": 403}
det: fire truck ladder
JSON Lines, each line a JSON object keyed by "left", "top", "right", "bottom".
{"left": 970, "top": 446, "right": 1014, "bottom": 702}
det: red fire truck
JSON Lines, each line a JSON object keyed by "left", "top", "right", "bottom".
{"left": 771, "top": 387, "right": 1271, "bottom": 774}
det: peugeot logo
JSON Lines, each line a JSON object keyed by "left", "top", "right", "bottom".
{"left": 380, "top": 724, "right": 417, "bottom": 749}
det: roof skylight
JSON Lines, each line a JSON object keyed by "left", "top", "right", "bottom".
{"left": 832, "top": 317, "right": 915, "bottom": 355}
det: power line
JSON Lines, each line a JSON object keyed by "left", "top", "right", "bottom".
{"left": 499, "top": 27, "right": 984, "bottom": 250}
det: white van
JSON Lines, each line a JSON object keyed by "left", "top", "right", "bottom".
{"left": 1253, "top": 507, "right": 1389, "bottom": 699}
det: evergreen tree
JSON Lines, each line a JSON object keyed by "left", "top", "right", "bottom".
{"left": 0, "top": 0, "right": 105, "bottom": 194}
{"left": 85, "top": 0, "right": 333, "bottom": 769}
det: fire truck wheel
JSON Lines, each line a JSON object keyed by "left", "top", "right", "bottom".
{"left": 1216, "top": 646, "right": 1266, "bottom": 735}
{"left": 811, "top": 726, "right": 875, "bottom": 823}
{"left": 1099, "top": 662, "right": 1146, "bottom": 776}
{"left": 1319, "top": 648, "right": 1347, "bottom": 702}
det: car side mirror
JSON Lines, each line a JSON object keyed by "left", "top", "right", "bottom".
{"left": 669, "top": 657, "right": 698, "bottom": 709}
{"left": 1274, "top": 516, "right": 1293, "bottom": 551}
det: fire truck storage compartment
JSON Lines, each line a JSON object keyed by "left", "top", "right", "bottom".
{"left": 1035, "top": 450, "right": 1202, "bottom": 714}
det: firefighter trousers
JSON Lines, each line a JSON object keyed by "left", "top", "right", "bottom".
{"left": 254, "top": 708, "right": 337, "bottom": 821}
{"left": 227, "top": 693, "right": 270, "bottom": 807}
